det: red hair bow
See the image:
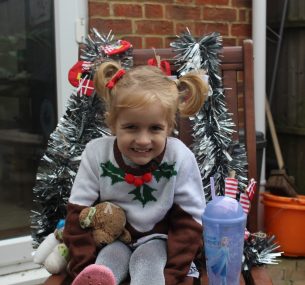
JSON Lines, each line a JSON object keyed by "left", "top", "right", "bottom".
{"left": 105, "top": 69, "right": 126, "bottom": 89}
{"left": 147, "top": 58, "right": 171, "bottom": 76}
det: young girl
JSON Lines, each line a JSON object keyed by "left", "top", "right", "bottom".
{"left": 63, "top": 60, "right": 209, "bottom": 285}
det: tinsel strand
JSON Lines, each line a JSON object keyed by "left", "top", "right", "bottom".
{"left": 171, "top": 30, "right": 248, "bottom": 200}
{"left": 31, "top": 29, "right": 133, "bottom": 246}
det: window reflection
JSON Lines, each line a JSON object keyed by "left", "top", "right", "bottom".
{"left": 0, "top": 0, "right": 56, "bottom": 239}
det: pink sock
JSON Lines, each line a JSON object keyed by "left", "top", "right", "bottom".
{"left": 72, "top": 264, "right": 116, "bottom": 285}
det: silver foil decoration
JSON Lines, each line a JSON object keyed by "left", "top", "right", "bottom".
{"left": 242, "top": 232, "right": 282, "bottom": 281}
{"left": 171, "top": 29, "right": 281, "bottom": 274}
{"left": 81, "top": 28, "right": 133, "bottom": 71}
{"left": 31, "top": 90, "right": 110, "bottom": 247}
{"left": 171, "top": 29, "right": 248, "bottom": 201}
{"left": 31, "top": 29, "right": 133, "bottom": 246}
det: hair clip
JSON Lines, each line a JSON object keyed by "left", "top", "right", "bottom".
{"left": 147, "top": 58, "right": 171, "bottom": 76}
{"left": 105, "top": 69, "right": 126, "bottom": 89}
{"left": 202, "top": 74, "right": 209, "bottom": 83}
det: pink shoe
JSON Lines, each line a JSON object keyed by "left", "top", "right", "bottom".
{"left": 72, "top": 264, "right": 116, "bottom": 285}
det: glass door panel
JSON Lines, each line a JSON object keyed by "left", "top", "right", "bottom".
{"left": 0, "top": 0, "right": 57, "bottom": 239}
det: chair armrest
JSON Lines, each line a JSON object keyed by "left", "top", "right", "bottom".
{"left": 249, "top": 267, "right": 273, "bottom": 285}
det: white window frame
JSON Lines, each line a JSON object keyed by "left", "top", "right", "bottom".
{"left": 0, "top": 0, "right": 87, "bottom": 284}
{"left": 55, "top": 0, "right": 88, "bottom": 119}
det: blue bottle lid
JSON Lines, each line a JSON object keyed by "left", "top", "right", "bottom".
{"left": 203, "top": 196, "right": 246, "bottom": 224}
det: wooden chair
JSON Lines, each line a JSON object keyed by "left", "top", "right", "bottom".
{"left": 133, "top": 40, "right": 258, "bottom": 233}
{"left": 44, "top": 40, "right": 272, "bottom": 285}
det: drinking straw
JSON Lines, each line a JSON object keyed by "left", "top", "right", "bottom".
{"left": 210, "top": 176, "right": 216, "bottom": 200}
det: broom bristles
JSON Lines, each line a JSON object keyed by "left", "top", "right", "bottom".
{"left": 266, "top": 169, "right": 298, "bottom": 197}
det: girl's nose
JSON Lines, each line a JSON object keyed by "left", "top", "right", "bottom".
{"left": 135, "top": 131, "right": 151, "bottom": 145}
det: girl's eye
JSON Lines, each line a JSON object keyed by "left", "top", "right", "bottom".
{"left": 123, "top": 125, "right": 137, "bottom": 130}
{"left": 151, "top": 125, "right": 164, "bottom": 131}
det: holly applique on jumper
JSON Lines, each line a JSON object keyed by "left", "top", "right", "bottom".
{"left": 100, "top": 161, "right": 177, "bottom": 207}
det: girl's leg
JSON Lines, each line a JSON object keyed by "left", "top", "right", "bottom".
{"left": 129, "top": 239, "right": 167, "bottom": 285}
{"left": 96, "top": 240, "right": 132, "bottom": 285}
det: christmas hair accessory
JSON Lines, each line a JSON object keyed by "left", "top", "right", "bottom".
{"left": 201, "top": 74, "right": 213, "bottom": 97}
{"left": 200, "top": 74, "right": 209, "bottom": 83}
{"left": 168, "top": 75, "right": 179, "bottom": 87}
{"left": 147, "top": 58, "right": 171, "bottom": 76}
{"left": 105, "top": 69, "right": 126, "bottom": 89}
{"left": 147, "top": 48, "right": 171, "bottom": 76}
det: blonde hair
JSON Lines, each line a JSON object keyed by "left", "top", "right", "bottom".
{"left": 94, "top": 60, "right": 209, "bottom": 130}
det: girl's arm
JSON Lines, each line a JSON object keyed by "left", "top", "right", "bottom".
{"left": 63, "top": 143, "right": 100, "bottom": 278}
{"left": 63, "top": 202, "right": 97, "bottom": 278}
{"left": 164, "top": 150, "right": 205, "bottom": 285}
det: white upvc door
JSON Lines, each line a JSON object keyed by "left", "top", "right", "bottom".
{"left": 55, "top": 0, "right": 88, "bottom": 119}
{"left": 0, "top": 1, "right": 87, "bottom": 284}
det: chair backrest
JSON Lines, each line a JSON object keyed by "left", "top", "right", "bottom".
{"left": 132, "top": 40, "right": 258, "bottom": 231}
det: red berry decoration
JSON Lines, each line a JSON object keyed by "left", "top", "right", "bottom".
{"left": 142, "top": 172, "right": 152, "bottom": 183}
{"left": 125, "top": 173, "right": 135, "bottom": 184}
{"left": 134, "top": 177, "right": 144, "bottom": 187}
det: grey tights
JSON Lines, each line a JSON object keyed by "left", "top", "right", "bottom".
{"left": 95, "top": 239, "right": 167, "bottom": 285}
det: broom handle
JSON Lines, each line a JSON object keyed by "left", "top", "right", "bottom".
{"left": 265, "top": 98, "right": 285, "bottom": 169}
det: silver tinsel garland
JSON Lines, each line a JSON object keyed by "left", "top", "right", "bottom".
{"left": 31, "top": 90, "right": 110, "bottom": 246}
{"left": 31, "top": 29, "right": 133, "bottom": 246}
{"left": 171, "top": 29, "right": 281, "bottom": 272}
{"left": 242, "top": 232, "right": 282, "bottom": 281}
{"left": 80, "top": 28, "right": 133, "bottom": 71}
{"left": 171, "top": 29, "right": 248, "bottom": 201}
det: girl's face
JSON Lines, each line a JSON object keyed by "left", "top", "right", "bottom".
{"left": 221, "top": 237, "right": 229, "bottom": 247}
{"left": 112, "top": 101, "right": 170, "bottom": 166}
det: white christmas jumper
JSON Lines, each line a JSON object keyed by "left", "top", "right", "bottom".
{"left": 63, "top": 136, "right": 206, "bottom": 285}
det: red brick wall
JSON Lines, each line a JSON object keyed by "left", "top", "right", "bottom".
{"left": 88, "top": 0, "right": 252, "bottom": 48}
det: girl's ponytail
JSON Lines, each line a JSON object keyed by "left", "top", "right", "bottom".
{"left": 176, "top": 71, "right": 209, "bottom": 117}
{"left": 94, "top": 61, "right": 122, "bottom": 102}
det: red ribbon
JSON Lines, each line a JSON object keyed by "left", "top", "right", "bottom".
{"left": 147, "top": 58, "right": 171, "bottom": 76}
{"left": 105, "top": 69, "right": 126, "bottom": 89}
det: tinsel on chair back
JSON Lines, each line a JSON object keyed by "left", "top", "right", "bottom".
{"left": 171, "top": 30, "right": 282, "bottom": 271}
{"left": 31, "top": 29, "right": 133, "bottom": 246}
{"left": 170, "top": 29, "right": 248, "bottom": 201}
